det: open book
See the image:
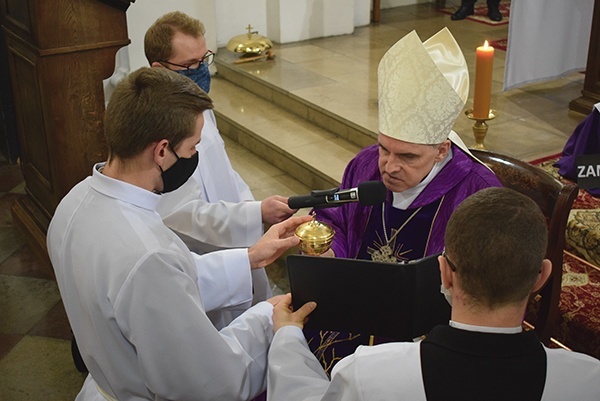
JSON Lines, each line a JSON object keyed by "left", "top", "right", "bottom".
{"left": 287, "top": 253, "right": 451, "bottom": 341}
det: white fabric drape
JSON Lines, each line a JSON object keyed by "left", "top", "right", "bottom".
{"left": 504, "top": 0, "right": 594, "bottom": 91}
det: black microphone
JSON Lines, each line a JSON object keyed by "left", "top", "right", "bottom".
{"left": 288, "top": 181, "right": 387, "bottom": 209}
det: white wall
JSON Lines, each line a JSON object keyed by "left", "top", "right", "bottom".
{"left": 215, "top": 0, "right": 269, "bottom": 48}
{"left": 123, "top": 0, "right": 429, "bottom": 65}
{"left": 354, "top": 0, "right": 371, "bottom": 27}
{"left": 267, "top": 0, "right": 354, "bottom": 43}
{"left": 104, "top": 0, "right": 428, "bottom": 98}
{"left": 126, "top": 0, "right": 217, "bottom": 71}
{"left": 103, "top": 0, "right": 217, "bottom": 100}
{"left": 266, "top": 0, "right": 281, "bottom": 43}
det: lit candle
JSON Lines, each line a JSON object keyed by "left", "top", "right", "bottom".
{"left": 473, "top": 40, "right": 495, "bottom": 119}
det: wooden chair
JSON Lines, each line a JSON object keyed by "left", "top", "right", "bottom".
{"left": 470, "top": 149, "right": 578, "bottom": 345}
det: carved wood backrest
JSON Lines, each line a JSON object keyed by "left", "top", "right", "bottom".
{"left": 470, "top": 149, "right": 578, "bottom": 345}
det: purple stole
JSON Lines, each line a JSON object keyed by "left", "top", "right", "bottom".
{"left": 357, "top": 197, "right": 444, "bottom": 262}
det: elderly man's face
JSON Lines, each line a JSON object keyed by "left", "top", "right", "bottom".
{"left": 377, "top": 133, "right": 450, "bottom": 193}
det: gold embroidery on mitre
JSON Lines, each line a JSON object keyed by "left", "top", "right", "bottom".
{"left": 378, "top": 28, "right": 468, "bottom": 145}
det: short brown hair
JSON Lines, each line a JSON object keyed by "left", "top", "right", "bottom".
{"left": 444, "top": 187, "right": 547, "bottom": 309}
{"left": 104, "top": 67, "right": 213, "bottom": 160}
{"left": 144, "top": 11, "right": 206, "bottom": 64}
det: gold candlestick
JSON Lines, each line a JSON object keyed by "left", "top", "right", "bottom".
{"left": 465, "top": 109, "right": 496, "bottom": 150}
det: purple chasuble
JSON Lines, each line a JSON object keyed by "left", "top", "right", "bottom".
{"left": 314, "top": 143, "right": 502, "bottom": 259}
{"left": 306, "top": 143, "right": 502, "bottom": 375}
{"left": 357, "top": 198, "right": 443, "bottom": 262}
{"left": 555, "top": 105, "right": 600, "bottom": 196}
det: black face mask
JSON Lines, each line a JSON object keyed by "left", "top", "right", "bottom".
{"left": 159, "top": 149, "right": 199, "bottom": 193}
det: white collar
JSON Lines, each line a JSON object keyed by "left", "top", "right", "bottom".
{"left": 449, "top": 320, "right": 523, "bottom": 334}
{"left": 91, "top": 163, "right": 161, "bottom": 212}
{"left": 392, "top": 146, "right": 453, "bottom": 210}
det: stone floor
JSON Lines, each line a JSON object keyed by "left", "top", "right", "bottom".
{"left": 0, "top": 3, "right": 590, "bottom": 400}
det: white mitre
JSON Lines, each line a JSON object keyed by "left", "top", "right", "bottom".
{"left": 378, "top": 27, "right": 469, "bottom": 144}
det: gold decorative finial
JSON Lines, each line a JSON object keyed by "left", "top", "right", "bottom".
{"left": 294, "top": 214, "right": 335, "bottom": 256}
{"left": 226, "top": 24, "right": 273, "bottom": 56}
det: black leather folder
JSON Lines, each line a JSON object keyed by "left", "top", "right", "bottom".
{"left": 287, "top": 253, "right": 451, "bottom": 341}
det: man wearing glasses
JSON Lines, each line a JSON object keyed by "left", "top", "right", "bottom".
{"left": 145, "top": 11, "right": 248, "bottom": 205}
{"left": 144, "top": 12, "right": 296, "bottom": 328}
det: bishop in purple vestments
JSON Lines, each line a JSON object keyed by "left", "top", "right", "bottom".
{"left": 315, "top": 140, "right": 501, "bottom": 262}
{"left": 304, "top": 28, "right": 503, "bottom": 375}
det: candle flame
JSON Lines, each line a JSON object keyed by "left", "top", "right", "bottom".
{"left": 483, "top": 40, "right": 489, "bottom": 48}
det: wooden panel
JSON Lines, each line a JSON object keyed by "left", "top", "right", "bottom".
{"left": 1, "top": 0, "right": 131, "bottom": 249}
{"left": 6, "top": 39, "right": 53, "bottom": 203}
{"left": 11, "top": 196, "right": 53, "bottom": 275}
{"left": 4, "top": 31, "right": 124, "bottom": 216}
{"left": 2, "top": 0, "right": 129, "bottom": 50}
{"left": 372, "top": 0, "right": 380, "bottom": 23}
{"left": 39, "top": 47, "right": 116, "bottom": 210}
{"left": 0, "top": 0, "right": 33, "bottom": 43}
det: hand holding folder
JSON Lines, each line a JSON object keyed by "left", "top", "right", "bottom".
{"left": 287, "top": 253, "right": 451, "bottom": 341}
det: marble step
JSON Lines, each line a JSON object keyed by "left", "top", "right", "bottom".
{"left": 214, "top": 51, "right": 378, "bottom": 151}
{"left": 220, "top": 135, "right": 311, "bottom": 201}
{"left": 211, "top": 74, "right": 362, "bottom": 190}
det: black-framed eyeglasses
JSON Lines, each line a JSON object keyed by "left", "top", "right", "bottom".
{"left": 160, "top": 50, "right": 215, "bottom": 71}
{"left": 442, "top": 249, "right": 458, "bottom": 272}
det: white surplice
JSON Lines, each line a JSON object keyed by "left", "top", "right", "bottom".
{"left": 195, "top": 109, "right": 254, "bottom": 203}
{"left": 267, "top": 325, "right": 600, "bottom": 401}
{"left": 48, "top": 166, "right": 273, "bottom": 401}
{"left": 157, "top": 109, "right": 272, "bottom": 328}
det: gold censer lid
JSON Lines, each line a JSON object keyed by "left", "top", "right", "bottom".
{"left": 294, "top": 214, "right": 335, "bottom": 256}
{"left": 226, "top": 24, "right": 273, "bottom": 56}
